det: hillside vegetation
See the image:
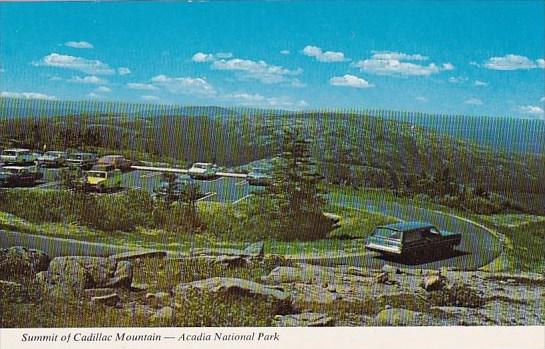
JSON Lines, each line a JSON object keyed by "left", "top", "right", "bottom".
{"left": 1, "top": 107, "right": 544, "bottom": 214}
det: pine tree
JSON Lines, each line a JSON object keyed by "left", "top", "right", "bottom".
{"left": 260, "top": 126, "right": 330, "bottom": 240}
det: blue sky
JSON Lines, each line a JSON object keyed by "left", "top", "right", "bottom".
{"left": 0, "top": 1, "right": 544, "bottom": 118}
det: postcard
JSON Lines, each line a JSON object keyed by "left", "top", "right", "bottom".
{"left": 0, "top": 1, "right": 544, "bottom": 348}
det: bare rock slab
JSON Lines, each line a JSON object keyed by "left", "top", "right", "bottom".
{"left": 110, "top": 250, "right": 167, "bottom": 262}
{"left": 374, "top": 308, "right": 432, "bottom": 326}
{"left": 90, "top": 293, "right": 120, "bottom": 307}
{"left": 274, "top": 312, "right": 334, "bottom": 327}
{"left": 173, "top": 277, "right": 290, "bottom": 301}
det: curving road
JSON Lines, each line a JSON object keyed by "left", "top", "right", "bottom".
{"left": 0, "top": 194, "right": 502, "bottom": 270}
{"left": 292, "top": 194, "right": 502, "bottom": 270}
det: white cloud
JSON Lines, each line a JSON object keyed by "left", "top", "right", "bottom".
{"left": 302, "top": 45, "right": 347, "bottom": 62}
{"left": 117, "top": 67, "right": 131, "bottom": 75}
{"left": 290, "top": 79, "right": 306, "bottom": 88}
{"left": 464, "top": 98, "right": 483, "bottom": 106}
{"left": 222, "top": 92, "right": 308, "bottom": 110}
{"left": 126, "top": 82, "right": 159, "bottom": 91}
{"left": 86, "top": 92, "right": 100, "bottom": 99}
{"left": 192, "top": 52, "right": 233, "bottom": 62}
{"left": 541, "top": 96, "right": 545, "bottom": 103}
{"left": 36, "top": 53, "right": 115, "bottom": 75}
{"left": 329, "top": 74, "right": 373, "bottom": 88}
{"left": 1, "top": 91, "right": 56, "bottom": 100}
{"left": 416, "top": 96, "right": 427, "bottom": 103}
{"left": 94, "top": 86, "right": 111, "bottom": 93}
{"left": 68, "top": 75, "right": 107, "bottom": 84}
{"left": 64, "top": 41, "right": 93, "bottom": 49}
{"left": 151, "top": 75, "right": 216, "bottom": 96}
{"left": 448, "top": 76, "right": 468, "bottom": 84}
{"left": 280, "top": 50, "right": 291, "bottom": 55}
{"left": 370, "top": 51, "right": 428, "bottom": 61}
{"left": 483, "top": 54, "right": 545, "bottom": 70}
{"left": 353, "top": 51, "right": 453, "bottom": 76}
{"left": 474, "top": 80, "right": 488, "bottom": 87}
{"left": 141, "top": 95, "right": 160, "bottom": 101}
{"left": 211, "top": 58, "right": 301, "bottom": 84}
{"left": 519, "top": 105, "right": 544, "bottom": 116}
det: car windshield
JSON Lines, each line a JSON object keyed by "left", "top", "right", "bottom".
{"left": 2, "top": 151, "right": 17, "bottom": 156}
{"left": 5, "top": 168, "right": 21, "bottom": 174}
{"left": 373, "top": 228, "right": 402, "bottom": 240}
{"left": 45, "top": 151, "right": 63, "bottom": 157}
{"left": 194, "top": 164, "right": 208, "bottom": 169}
{"left": 88, "top": 172, "right": 107, "bottom": 178}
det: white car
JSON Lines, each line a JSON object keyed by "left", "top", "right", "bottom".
{"left": 38, "top": 151, "right": 67, "bottom": 167}
{"left": 1, "top": 148, "right": 37, "bottom": 165}
{"left": 188, "top": 162, "right": 217, "bottom": 179}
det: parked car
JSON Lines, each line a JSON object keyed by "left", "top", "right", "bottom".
{"left": 37, "top": 151, "right": 67, "bottom": 167}
{"left": 247, "top": 167, "right": 272, "bottom": 186}
{"left": 156, "top": 174, "right": 194, "bottom": 202}
{"left": 188, "top": 162, "right": 217, "bottom": 180}
{"left": 96, "top": 155, "right": 132, "bottom": 171}
{"left": 365, "top": 221, "right": 462, "bottom": 257}
{"left": 66, "top": 152, "right": 97, "bottom": 170}
{"left": 1, "top": 148, "right": 37, "bottom": 165}
{"left": 85, "top": 167, "right": 122, "bottom": 192}
{"left": 0, "top": 166, "right": 43, "bottom": 187}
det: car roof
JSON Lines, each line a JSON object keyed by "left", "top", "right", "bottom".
{"left": 2, "top": 166, "right": 27, "bottom": 170}
{"left": 377, "top": 221, "right": 436, "bottom": 232}
{"left": 3, "top": 148, "right": 30, "bottom": 152}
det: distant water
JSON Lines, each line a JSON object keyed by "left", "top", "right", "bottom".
{"left": 1, "top": 97, "right": 544, "bottom": 155}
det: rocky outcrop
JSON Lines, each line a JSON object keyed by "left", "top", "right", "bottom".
{"left": 173, "top": 277, "right": 290, "bottom": 302}
{"left": 36, "top": 256, "right": 134, "bottom": 295}
{"left": 0, "top": 246, "right": 50, "bottom": 276}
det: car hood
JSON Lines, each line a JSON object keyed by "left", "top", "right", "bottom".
{"left": 189, "top": 168, "right": 207, "bottom": 173}
{"left": 39, "top": 155, "right": 59, "bottom": 161}
{"left": 87, "top": 177, "right": 107, "bottom": 185}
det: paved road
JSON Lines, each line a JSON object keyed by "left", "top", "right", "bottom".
{"left": 0, "top": 194, "right": 502, "bottom": 269}
{"left": 293, "top": 194, "right": 502, "bottom": 270}
{"left": 0, "top": 230, "right": 132, "bottom": 257}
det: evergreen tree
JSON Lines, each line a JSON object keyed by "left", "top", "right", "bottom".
{"left": 260, "top": 126, "right": 330, "bottom": 240}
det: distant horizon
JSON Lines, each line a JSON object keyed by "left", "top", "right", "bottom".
{"left": 0, "top": 1, "right": 544, "bottom": 119}
{"left": 1, "top": 96, "right": 545, "bottom": 121}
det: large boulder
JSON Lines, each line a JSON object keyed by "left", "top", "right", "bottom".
{"left": 0, "top": 246, "right": 50, "bottom": 276}
{"left": 0, "top": 280, "right": 29, "bottom": 303}
{"left": 173, "top": 277, "right": 290, "bottom": 302}
{"left": 422, "top": 275, "right": 445, "bottom": 291}
{"left": 40, "top": 256, "right": 133, "bottom": 294}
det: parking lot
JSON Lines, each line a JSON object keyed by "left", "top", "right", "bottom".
{"left": 0, "top": 165, "right": 264, "bottom": 204}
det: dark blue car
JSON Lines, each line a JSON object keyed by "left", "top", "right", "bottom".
{"left": 365, "top": 221, "right": 462, "bottom": 257}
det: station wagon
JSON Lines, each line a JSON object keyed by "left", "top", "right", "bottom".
{"left": 365, "top": 221, "right": 462, "bottom": 257}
